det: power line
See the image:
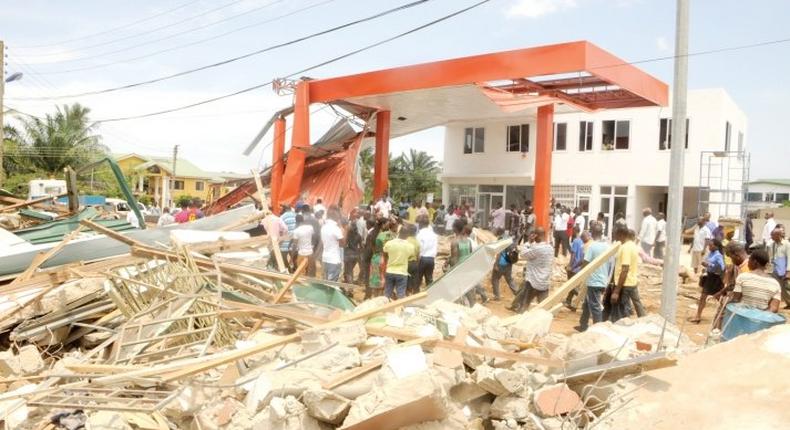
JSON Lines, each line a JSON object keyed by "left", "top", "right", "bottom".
{"left": 38, "top": 0, "right": 493, "bottom": 123}
{"left": 15, "top": 0, "right": 206, "bottom": 48}
{"left": 8, "top": 0, "right": 433, "bottom": 100}
{"left": 15, "top": 0, "right": 249, "bottom": 54}
{"left": 10, "top": 0, "right": 336, "bottom": 76}
{"left": 15, "top": 0, "right": 295, "bottom": 69}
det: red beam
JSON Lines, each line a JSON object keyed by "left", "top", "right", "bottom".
{"left": 534, "top": 104, "right": 554, "bottom": 234}
{"left": 270, "top": 116, "right": 286, "bottom": 213}
{"left": 280, "top": 81, "right": 310, "bottom": 206}
{"left": 373, "top": 111, "right": 391, "bottom": 200}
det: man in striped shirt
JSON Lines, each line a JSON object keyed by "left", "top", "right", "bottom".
{"left": 732, "top": 249, "right": 781, "bottom": 312}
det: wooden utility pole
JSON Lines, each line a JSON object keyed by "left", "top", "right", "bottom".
{"left": 1, "top": 40, "right": 6, "bottom": 188}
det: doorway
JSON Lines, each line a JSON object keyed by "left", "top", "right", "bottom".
{"left": 600, "top": 185, "right": 628, "bottom": 234}
{"left": 478, "top": 185, "right": 505, "bottom": 227}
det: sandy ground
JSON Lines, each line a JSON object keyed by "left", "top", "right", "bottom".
{"left": 349, "top": 236, "right": 790, "bottom": 346}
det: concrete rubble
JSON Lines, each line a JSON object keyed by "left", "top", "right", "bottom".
{"left": 0, "top": 222, "right": 751, "bottom": 430}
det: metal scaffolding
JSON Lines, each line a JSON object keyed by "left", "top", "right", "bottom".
{"left": 698, "top": 150, "right": 750, "bottom": 220}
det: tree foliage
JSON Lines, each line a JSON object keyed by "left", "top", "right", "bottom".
{"left": 3, "top": 104, "right": 107, "bottom": 175}
{"left": 359, "top": 147, "right": 441, "bottom": 203}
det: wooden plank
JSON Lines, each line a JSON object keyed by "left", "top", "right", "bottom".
{"left": 322, "top": 358, "right": 385, "bottom": 390}
{"left": 502, "top": 242, "right": 621, "bottom": 326}
{"left": 273, "top": 257, "right": 308, "bottom": 304}
{"left": 251, "top": 168, "right": 286, "bottom": 273}
{"left": 80, "top": 219, "right": 145, "bottom": 247}
{"left": 188, "top": 235, "right": 270, "bottom": 253}
{"left": 0, "top": 193, "right": 67, "bottom": 213}
{"left": 10, "top": 230, "right": 80, "bottom": 285}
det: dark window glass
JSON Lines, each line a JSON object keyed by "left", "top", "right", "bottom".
{"left": 555, "top": 123, "right": 567, "bottom": 150}
{"left": 474, "top": 127, "right": 485, "bottom": 153}
{"left": 464, "top": 128, "right": 473, "bottom": 154}
{"left": 615, "top": 120, "right": 630, "bottom": 149}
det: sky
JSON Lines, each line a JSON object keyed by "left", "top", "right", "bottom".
{"left": 1, "top": 0, "right": 788, "bottom": 178}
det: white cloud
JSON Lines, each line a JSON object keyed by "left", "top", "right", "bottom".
{"left": 656, "top": 36, "right": 670, "bottom": 52}
{"left": 506, "top": 0, "right": 578, "bottom": 18}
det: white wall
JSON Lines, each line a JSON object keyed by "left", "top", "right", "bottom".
{"left": 442, "top": 88, "right": 748, "bottom": 189}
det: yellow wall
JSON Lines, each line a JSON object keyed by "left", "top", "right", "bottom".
{"left": 117, "top": 156, "right": 214, "bottom": 202}
{"left": 117, "top": 155, "right": 147, "bottom": 175}
{"left": 170, "top": 177, "right": 212, "bottom": 201}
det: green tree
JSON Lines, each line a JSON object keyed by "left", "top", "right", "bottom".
{"left": 389, "top": 149, "right": 441, "bottom": 203}
{"left": 4, "top": 104, "right": 107, "bottom": 175}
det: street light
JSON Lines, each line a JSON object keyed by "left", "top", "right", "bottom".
{"left": 5, "top": 72, "right": 23, "bottom": 83}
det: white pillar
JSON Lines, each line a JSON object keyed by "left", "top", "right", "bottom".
{"left": 138, "top": 175, "right": 144, "bottom": 193}
{"left": 161, "top": 176, "right": 169, "bottom": 209}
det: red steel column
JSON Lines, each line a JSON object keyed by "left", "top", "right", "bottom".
{"left": 373, "top": 110, "right": 391, "bottom": 200}
{"left": 280, "top": 81, "right": 310, "bottom": 205}
{"left": 270, "top": 116, "right": 286, "bottom": 213}
{"left": 534, "top": 104, "right": 554, "bottom": 234}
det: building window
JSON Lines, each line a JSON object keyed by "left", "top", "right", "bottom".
{"left": 578, "top": 121, "right": 593, "bottom": 152}
{"left": 506, "top": 124, "right": 529, "bottom": 153}
{"left": 173, "top": 180, "right": 185, "bottom": 190}
{"left": 724, "top": 121, "right": 732, "bottom": 151}
{"left": 745, "top": 192, "right": 762, "bottom": 202}
{"left": 602, "top": 120, "right": 630, "bottom": 150}
{"left": 195, "top": 181, "right": 204, "bottom": 191}
{"left": 464, "top": 127, "right": 485, "bottom": 154}
{"left": 775, "top": 193, "right": 790, "bottom": 203}
{"left": 659, "top": 118, "right": 690, "bottom": 150}
{"left": 737, "top": 131, "right": 744, "bottom": 153}
{"left": 554, "top": 122, "right": 567, "bottom": 151}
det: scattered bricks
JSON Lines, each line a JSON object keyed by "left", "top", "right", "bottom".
{"left": 85, "top": 411, "right": 132, "bottom": 430}
{"left": 533, "top": 383, "right": 583, "bottom": 418}
{"left": 0, "top": 350, "right": 21, "bottom": 377}
{"left": 489, "top": 395, "right": 532, "bottom": 421}
{"left": 250, "top": 395, "right": 322, "bottom": 430}
{"left": 463, "top": 339, "right": 505, "bottom": 369}
{"left": 18, "top": 345, "right": 45, "bottom": 375}
{"left": 509, "top": 309, "right": 553, "bottom": 343}
{"left": 303, "top": 389, "right": 351, "bottom": 425}
{"left": 195, "top": 397, "right": 245, "bottom": 429}
{"left": 296, "top": 345, "right": 360, "bottom": 373}
{"left": 474, "top": 364, "right": 525, "bottom": 396}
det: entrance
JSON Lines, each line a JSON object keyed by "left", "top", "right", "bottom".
{"left": 599, "top": 186, "right": 628, "bottom": 235}
{"left": 478, "top": 185, "right": 504, "bottom": 227}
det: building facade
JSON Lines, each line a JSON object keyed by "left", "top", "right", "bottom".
{"left": 116, "top": 154, "right": 244, "bottom": 208}
{"left": 745, "top": 179, "right": 790, "bottom": 211}
{"left": 440, "top": 88, "right": 748, "bottom": 232}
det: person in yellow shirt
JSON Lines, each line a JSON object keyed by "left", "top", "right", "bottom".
{"left": 608, "top": 228, "right": 645, "bottom": 321}
{"left": 383, "top": 227, "right": 413, "bottom": 299}
{"left": 406, "top": 202, "right": 418, "bottom": 224}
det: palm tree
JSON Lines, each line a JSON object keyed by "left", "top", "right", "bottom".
{"left": 5, "top": 104, "right": 107, "bottom": 174}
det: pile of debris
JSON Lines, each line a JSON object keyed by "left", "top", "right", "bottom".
{"left": 0, "top": 219, "right": 696, "bottom": 429}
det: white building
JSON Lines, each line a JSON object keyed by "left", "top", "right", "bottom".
{"left": 746, "top": 179, "right": 790, "bottom": 210}
{"left": 440, "top": 88, "right": 749, "bottom": 232}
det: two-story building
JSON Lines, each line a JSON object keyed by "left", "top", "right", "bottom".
{"left": 441, "top": 88, "right": 749, "bottom": 232}
{"left": 116, "top": 153, "right": 246, "bottom": 208}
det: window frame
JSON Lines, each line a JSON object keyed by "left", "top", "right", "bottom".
{"left": 463, "top": 127, "right": 485, "bottom": 154}
{"left": 578, "top": 121, "right": 593, "bottom": 152}
{"left": 505, "top": 124, "right": 530, "bottom": 153}
{"left": 195, "top": 181, "right": 205, "bottom": 191}
{"left": 173, "top": 180, "right": 185, "bottom": 191}
{"left": 554, "top": 122, "right": 567, "bottom": 151}
{"left": 659, "top": 118, "right": 690, "bottom": 150}
{"left": 724, "top": 121, "right": 732, "bottom": 151}
{"left": 602, "top": 119, "right": 631, "bottom": 151}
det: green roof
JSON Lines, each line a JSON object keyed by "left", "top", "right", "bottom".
{"left": 749, "top": 179, "right": 790, "bottom": 187}
{"left": 116, "top": 153, "right": 243, "bottom": 183}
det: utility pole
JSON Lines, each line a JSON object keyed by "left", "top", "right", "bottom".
{"left": 170, "top": 144, "right": 179, "bottom": 206}
{"left": 1, "top": 40, "right": 6, "bottom": 188}
{"left": 661, "top": 0, "right": 689, "bottom": 321}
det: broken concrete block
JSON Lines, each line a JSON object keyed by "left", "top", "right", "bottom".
{"left": 296, "top": 345, "right": 360, "bottom": 373}
{"left": 195, "top": 398, "right": 245, "bottom": 429}
{"left": 509, "top": 309, "right": 553, "bottom": 342}
{"left": 85, "top": 411, "right": 132, "bottom": 430}
{"left": 491, "top": 418, "right": 521, "bottom": 430}
{"left": 18, "top": 345, "right": 45, "bottom": 375}
{"left": 462, "top": 339, "right": 505, "bottom": 369}
{"left": 0, "top": 350, "right": 20, "bottom": 377}
{"left": 449, "top": 379, "right": 489, "bottom": 404}
{"left": 533, "top": 383, "right": 582, "bottom": 418}
{"left": 489, "top": 395, "right": 532, "bottom": 421}
{"left": 250, "top": 395, "right": 322, "bottom": 430}
{"left": 303, "top": 389, "right": 351, "bottom": 425}
{"left": 341, "top": 372, "right": 448, "bottom": 430}
{"left": 481, "top": 316, "right": 509, "bottom": 341}
{"left": 564, "top": 329, "right": 621, "bottom": 372}
{"left": 473, "top": 364, "right": 525, "bottom": 396}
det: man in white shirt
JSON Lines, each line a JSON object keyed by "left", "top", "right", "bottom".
{"left": 374, "top": 196, "right": 391, "bottom": 219}
{"left": 490, "top": 203, "right": 508, "bottom": 230}
{"left": 552, "top": 204, "right": 570, "bottom": 257}
{"left": 573, "top": 207, "right": 585, "bottom": 232}
{"left": 654, "top": 212, "right": 667, "bottom": 259}
{"left": 313, "top": 198, "right": 327, "bottom": 219}
{"left": 126, "top": 209, "right": 140, "bottom": 229}
{"left": 445, "top": 211, "right": 459, "bottom": 234}
{"left": 689, "top": 216, "right": 711, "bottom": 274}
{"left": 320, "top": 206, "right": 345, "bottom": 281}
{"left": 638, "top": 208, "right": 658, "bottom": 256}
{"left": 415, "top": 216, "right": 438, "bottom": 290}
{"left": 292, "top": 214, "right": 315, "bottom": 270}
{"left": 762, "top": 211, "right": 777, "bottom": 246}
{"left": 157, "top": 207, "right": 175, "bottom": 227}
